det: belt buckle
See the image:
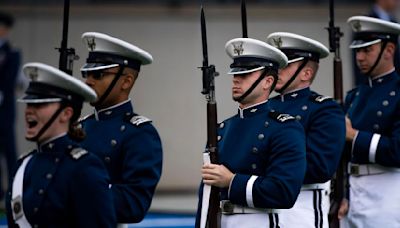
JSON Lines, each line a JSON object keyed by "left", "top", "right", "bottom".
{"left": 350, "top": 164, "right": 360, "bottom": 176}
{"left": 221, "top": 200, "right": 234, "bottom": 214}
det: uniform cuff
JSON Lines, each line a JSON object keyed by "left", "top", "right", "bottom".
{"left": 352, "top": 131, "right": 374, "bottom": 163}
{"left": 228, "top": 174, "right": 255, "bottom": 207}
{"left": 369, "top": 133, "right": 381, "bottom": 163}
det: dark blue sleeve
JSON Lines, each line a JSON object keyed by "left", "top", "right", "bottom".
{"left": 228, "top": 122, "right": 306, "bottom": 209}
{"left": 71, "top": 154, "right": 116, "bottom": 228}
{"left": 352, "top": 103, "right": 400, "bottom": 166}
{"left": 303, "top": 102, "right": 346, "bottom": 183}
{"left": 112, "top": 124, "right": 163, "bottom": 223}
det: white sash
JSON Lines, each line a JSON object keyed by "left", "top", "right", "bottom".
{"left": 200, "top": 152, "right": 212, "bottom": 228}
{"left": 11, "top": 154, "right": 33, "bottom": 228}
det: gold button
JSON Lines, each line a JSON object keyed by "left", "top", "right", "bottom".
{"left": 252, "top": 147, "right": 258, "bottom": 153}
{"left": 377, "top": 111, "right": 382, "bottom": 117}
{"left": 219, "top": 122, "right": 225, "bottom": 128}
{"left": 104, "top": 157, "right": 111, "bottom": 162}
{"left": 296, "top": 115, "right": 302, "bottom": 120}
{"left": 111, "top": 140, "right": 117, "bottom": 146}
{"left": 251, "top": 164, "right": 257, "bottom": 169}
{"left": 373, "top": 124, "right": 380, "bottom": 130}
{"left": 302, "top": 105, "right": 308, "bottom": 111}
{"left": 390, "top": 91, "right": 396, "bottom": 96}
{"left": 38, "top": 189, "right": 44, "bottom": 195}
{"left": 120, "top": 125, "right": 126, "bottom": 131}
{"left": 258, "top": 134, "right": 264, "bottom": 140}
{"left": 382, "top": 100, "right": 389, "bottom": 106}
{"left": 264, "top": 121, "right": 269, "bottom": 127}
{"left": 46, "top": 173, "right": 53, "bottom": 179}
{"left": 55, "top": 158, "right": 60, "bottom": 163}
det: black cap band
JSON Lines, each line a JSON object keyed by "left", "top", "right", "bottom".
{"left": 282, "top": 49, "right": 320, "bottom": 63}
{"left": 25, "top": 82, "right": 84, "bottom": 105}
{"left": 230, "top": 57, "right": 279, "bottom": 71}
{"left": 87, "top": 52, "right": 142, "bottom": 71}
{"left": 353, "top": 32, "right": 398, "bottom": 44}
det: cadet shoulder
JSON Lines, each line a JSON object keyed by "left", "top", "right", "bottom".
{"left": 268, "top": 110, "right": 296, "bottom": 123}
{"left": 309, "top": 92, "right": 334, "bottom": 104}
{"left": 68, "top": 147, "right": 89, "bottom": 160}
{"left": 78, "top": 113, "right": 94, "bottom": 123}
{"left": 125, "top": 114, "right": 153, "bottom": 127}
{"left": 18, "top": 150, "right": 36, "bottom": 161}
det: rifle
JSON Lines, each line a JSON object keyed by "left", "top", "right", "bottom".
{"left": 326, "top": 0, "right": 347, "bottom": 227}
{"left": 241, "top": 0, "right": 248, "bottom": 38}
{"left": 199, "top": 6, "right": 220, "bottom": 228}
{"left": 57, "top": 0, "right": 79, "bottom": 75}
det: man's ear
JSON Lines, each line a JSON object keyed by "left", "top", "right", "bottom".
{"left": 384, "top": 42, "right": 396, "bottom": 59}
{"left": 121, "top": 74, "right": 134, "bottom": 90}
{"left": 60, "top": 106, "right": 74, "bottom": 123}
{"left": 300, "top": 66, "right": 314, "bottom": 81}
{"left": 263, "top": 75, "right": 275, "bottom": 91}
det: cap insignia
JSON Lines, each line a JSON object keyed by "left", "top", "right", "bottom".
{"left": 87, "top": 37, "right": 96, "bottom": 51}
{"left": 353, "top": 20, "right": 362, "bottom": 32}
{"left": 272, "top": 37, "right": 283, "bottom": 48}
{"left": 233, "top": 42, "right": 244, "bottom": 56}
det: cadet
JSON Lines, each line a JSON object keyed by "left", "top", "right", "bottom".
{"left": 339, "top": 16, "right": 400, "bottom": 227}
{"left": 197, "top": 38, "right": 307, "bottom": 227}
{"left": 6, "top": 62, "right": 116, "bottom": 227}
{"left": 79, "top": 32, "right": 162, "bottom": 224}
{"left": 266, "top": 32, "right": 346, "bottom": 228}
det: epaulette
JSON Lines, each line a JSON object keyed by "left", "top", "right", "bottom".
{"left": 78, "top": 113, "right": 94, "bottom": 123}
{"left": 69, "top": 148, "right": 88, "bottom": 160}
{"left": 130, "top": 115, "right": 152, "bottom": 126}
{"left": 269, "top": 110, "right": 296, "bottom": 123}
{"left": 18, "top": 150, "right": 36, "bottom": 161}
{"left": 311, "top": 94, "right": 333, "bottom": 103}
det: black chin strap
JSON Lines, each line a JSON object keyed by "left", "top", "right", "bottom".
{"left": 93, "top": 65, "right": 125, "bottom": 107}
{"left": 276, "top": 59, "right": 309, "bottom": 94}
{"left": 27, "top": 102, "right": 67, "bottom": 142}
{"left": 234, "top": 69, "right": 268, "bottom": 103}
{"left": 365, "top": 41, "right": 388, "bottom": 76}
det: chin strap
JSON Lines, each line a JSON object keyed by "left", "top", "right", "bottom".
{"left": 234, "top": 69, "right": 268, "bottom": 103}
{"left": 276, "top": 59, "right": 309, "bottom": 94}
{"left": 93, "top": 65, "right": 125, "bottom": 107}
{"left": 27, "top": 102, "right": 67, "bottom": 142}
{"left": 365, "top": 41, "right": 388, "bottom": 76}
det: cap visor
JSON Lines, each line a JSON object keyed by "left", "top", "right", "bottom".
{"left": 350, "top": 39, "right": 381, "bottom": 49}
{"left": 287, "top": 57, "right": 305, "bottom": 64}
{"left": 17, "top": 94, "right": 62, "bottom": 103}
{"left": 80, "top": 63, "right": 119, "bottom": 72}
{"left": 227, "top": 66, "right": 265, "bottom": 75}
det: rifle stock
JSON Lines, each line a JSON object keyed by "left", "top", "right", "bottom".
{"left": 326, "top": 1, "right": 346, "bottom": 227}
{"left": 200, "top": 7, "right": 220, "bottom": 228}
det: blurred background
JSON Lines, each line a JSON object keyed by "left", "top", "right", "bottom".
{"left": 0, "top": 0, "right": 398, "bottom": 226}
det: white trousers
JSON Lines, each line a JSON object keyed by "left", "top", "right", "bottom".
{"left": 342, "top": 172, "right": 400, "bottom": 228}
{"left": 221, "top": 213, "right": 280, "bottom": 228}
{"left": 280, "top": 187, "right": 330, "bottom": 228}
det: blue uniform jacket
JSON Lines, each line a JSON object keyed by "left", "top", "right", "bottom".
{"left": 80, "top": 100, "right": 163, "bottom": 223}
{"left": 269, "top": 87, "right": 346, "bottom": 184}
{"left": 196, "top": 101, "right": 306, "bottom": 226}
{"left": 6, "top": 135, "right": 116, "bottom": 227}
{"left": 345, "top": 70, "right": 400, "bottom": 166}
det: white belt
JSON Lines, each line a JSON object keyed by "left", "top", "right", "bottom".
{"left": 301, "top": 181, "right": 331, "bottom": 191}
{"left": 349, "top": 163, "right": 400, "bottom": 176}
{"left": 220, "top": 200, "right": 279, "bottom": 214}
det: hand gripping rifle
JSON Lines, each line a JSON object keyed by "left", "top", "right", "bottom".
{"left": 199, "top": 6, "right": 220, "bottom": 228}
{"left": 326, "top": 1, "right": 347, "bottom": 227}
{"left": 57, "top": 0, "right": 79, "bottom": 75}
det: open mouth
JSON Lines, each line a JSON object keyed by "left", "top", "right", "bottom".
{"left": 27, "top": 118, "right": 38, "bottom": 128}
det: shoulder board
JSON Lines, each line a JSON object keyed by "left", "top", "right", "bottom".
{"left": 269, "top": 111, "right": 296, "bottom": 123}
{"left": 78, "top": 113, "right": 94, "bottom": 123}
{"left": 311, "top": 95, "right": 333, "bottom": 103}
{"left": 130, "top": 115, "right": 152, "bottom": 126}
{"left": 69, "top": 148, "right": 88, "bottom": 160}
{"left": 18, "top": 150, "right": 36, "bottom": 160}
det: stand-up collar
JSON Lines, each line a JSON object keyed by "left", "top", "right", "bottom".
{"left": 93, "top": 99, "right": 133, "bottom": 121}
{"left": 279, "top": 87, "right": 311, "bottom": 102}
{"left": 238, "top": 100, "right": 269, "bottom": 119}
{"left": 37, "top": 133, "right": 72, "bottom": 153}
{"left": 367, "top": 69, "right": 396, "bottom": 88}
